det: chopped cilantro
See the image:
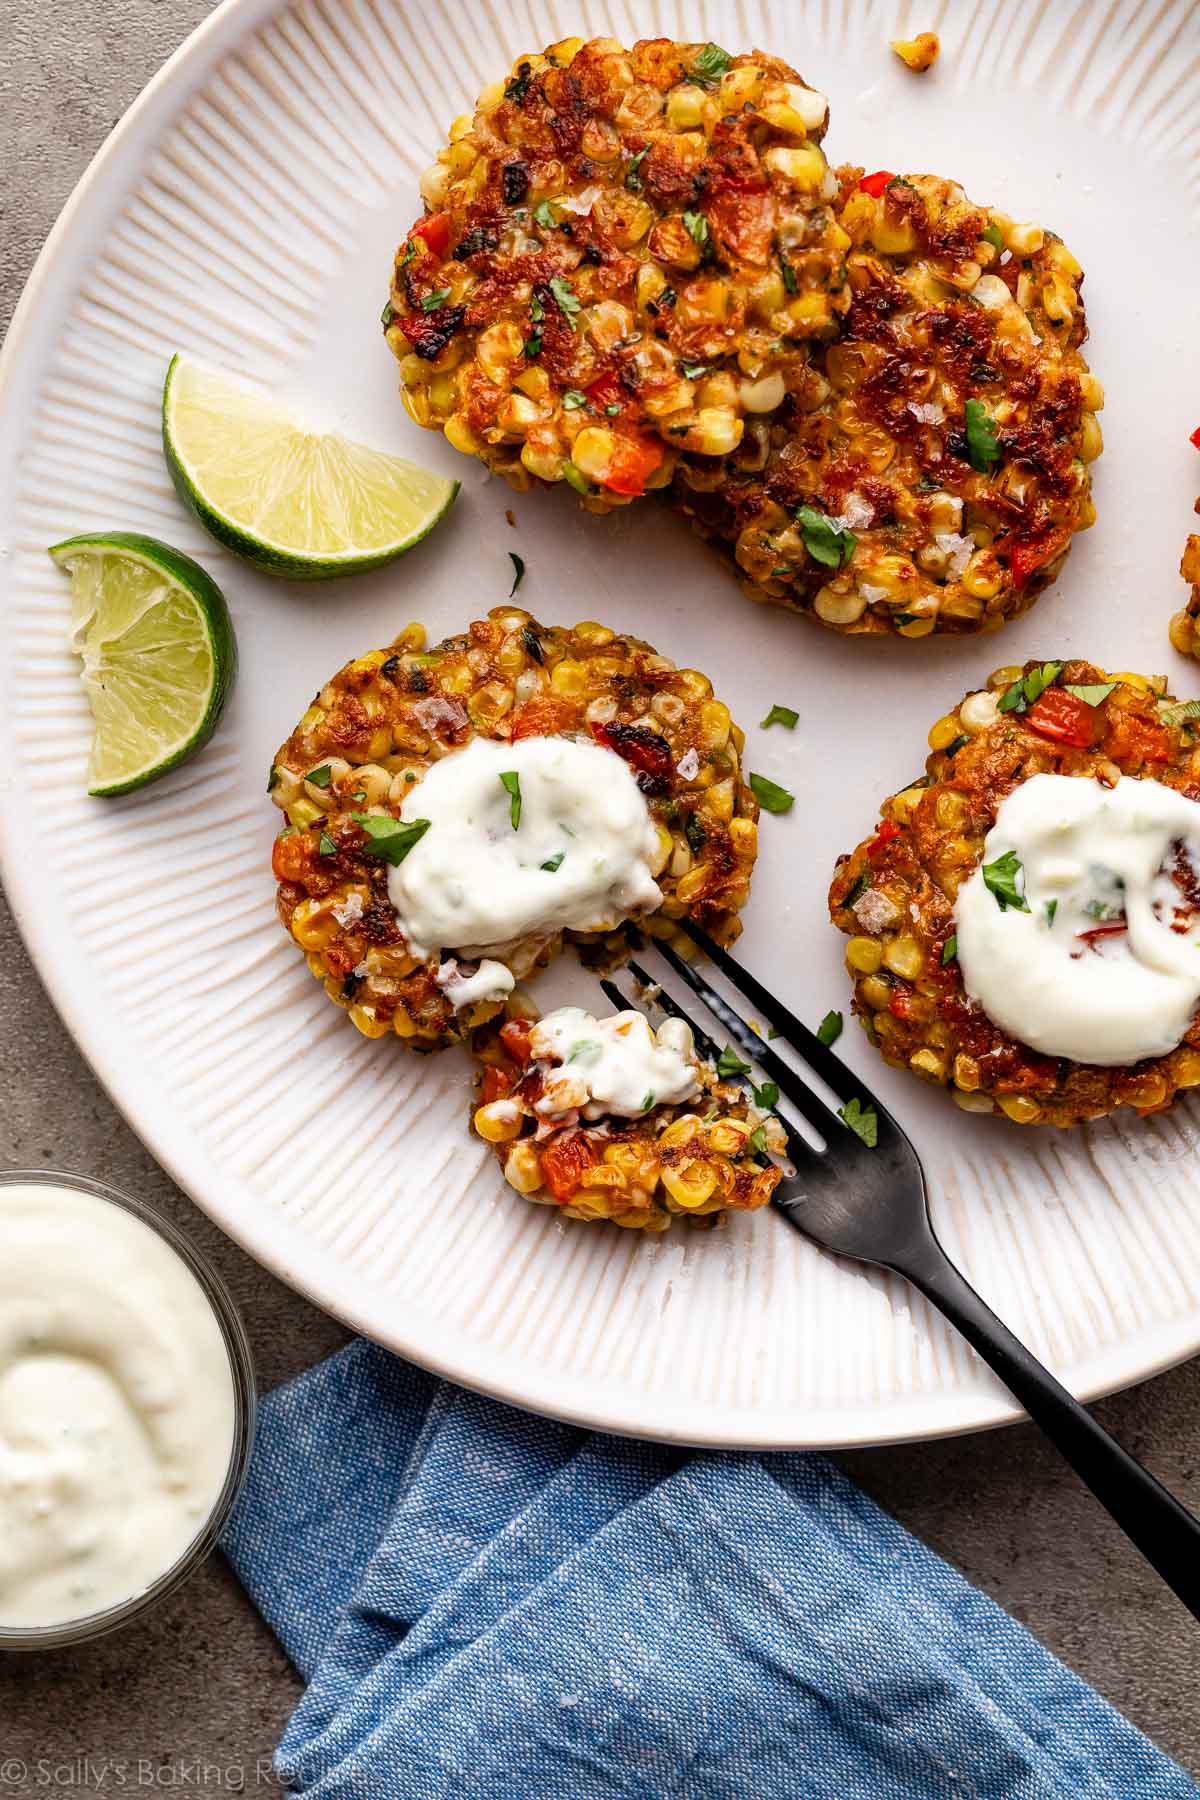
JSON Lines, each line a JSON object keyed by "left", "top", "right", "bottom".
{"left": 684, "top": 812, "right": 707, "bottom": 856}
{"left": 267, "top": 766, "right": 280, "bottom": 792}
{"left": 761, "top": 703, "right": 799, "bottom": 731}
{"left": 524, "top": 332, "right": 543, "bottom": 358}
{"left": 689, "top": 41, "right": 731, "bottom": 85}
{"left": 563, "top": 463, "right": 593, "bottom": 495}
{"left": 605, "top": 403, "right": 621, "bottom": 416}
{"left": 998, "top": 661, "right": 1062, "bottom": 714}
{"left": 562, "top": 390, "right": 587, "bottom": 410}
{"left": 752, "top": 1080, "right": 780, "bottom": 1109}
{"left": 625, "top": 146, "right": 650, "bottom": 192}
{"left": 504, "top": 62, "right": 532, "bottom": 102}
{"left": 796, "top": 505, "right": 857, "bottom": 569}
{"left": 780, "top": 256, "right": 799, "bottom": 295}
{"left": 843, "top": 870, "right": 871, "bottom": 909}
{"left": 498, "top": 770, "right": 522, "bottom": 829}
{"left": 306, "top": 764, "right": 333, "bottom": 788}
{"left": 1159, "top": 698, "right": 1200, "bottom": 727}
{"left": 533, "top": 199, "right": 558, "bottom": 229}
{"left": 749, "top": 772, "right": 795, "bottom": 814}
{"left": 982, "top": 848, "right": 1029, "bottom": 913}
{"left": 839, "top": 1097, "right": 878, "bottom": 1148}
{"left": 942, "top": 935, "right": 958, "bottom": 965}
{"left": 530, "top": 293, "right": 545, "bottom": 322}
{"left": 747, "top": 1124, "right": 769, "bottom": 1158}
{"left": 420, "top": 288, "right": 450, "bottom": 313}
{"left": 567, "top": 1039, "right": 600, "bottom": 1062}
{"left": 522, "top": 624, "right": 544, "bottom": 663}
{"left": 380, "top": 301, "right": 395, "bottom": 328}
{"left": 318, "top": 831, "right": 336, "bottom": 856}
{"left": 717, "top": 1045, "right": 751, "bottom": 1079}
{"left": 400, "top": 242, "right": 417, "bottom": 269}
{"left": 540, "top": 852, "right": 565, "bottom": 873}
{"left": 682, "top": 362, "right": 709, "bottom": 380}
{"left": 508, "top": 551, "right": 525, "bottom": 596}
{"left": 816, "top": 1010, "right": 843, "bottom": 1048}
{"left": 549, "top": 275, "right": 581, "bottom": 327}
{"left": 682, "top": 211, "right": 711, "bottom": 255}
{"left": 350, "top": 814, "right": 431, "bottom": 866}
{"left": 943, "top": 734, "right": 971, "bottom": 758}
{"left": 1045, "top": 899, "right": 1058, "bottom": 925}
{"left": 1064, "top": 682, "right": 1116, "bottom": 706}
{"left": 964, "top": 398, "right": 1002, "bottom": 473}
{"left": 982, "top": 221, "right": 1004, "bottom": 252}
{"left": 351, "top": 789, "right": 366, "bottom": 804}
{"left": 641, "top": 1090, "right": 656, "bottom": 1112}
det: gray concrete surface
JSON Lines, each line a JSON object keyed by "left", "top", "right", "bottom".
{"left": 1, "top": 1, "right": 1198, "bottom": 1787}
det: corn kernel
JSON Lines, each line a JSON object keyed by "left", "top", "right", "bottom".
{"left": 662, "top": 1161, "right": 718, "bottom": 1209}
{"left": 998, "top": 1094, "right": 1042, "bottom": 1124}
{"left": 883, "top": 935, "right": 924, "bottom": 980}
{"left": 846, "top": 936, "right": 883, "bottom": 973}
{"left": 891, "top": 32, "right": 939, "bottom": 71}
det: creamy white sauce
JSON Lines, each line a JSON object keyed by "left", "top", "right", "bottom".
{"left": 436, "top": 957, "right": 515, "bottom": 1011}
{"left": 955, "top": 774, "right": 1200, "bottom": 1065}
{"left": 388, "top": 736, "right": 662, "bottom": 961}
{"left": 0, "top": 1183, "right": 237, "bottom": 1629}
{"left": 530, "top": 1008, "right": 700, "bottom": 1120}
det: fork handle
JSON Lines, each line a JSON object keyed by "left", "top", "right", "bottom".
{"left": 897, "top": 1230, "right": 1200, "bottom": 1622}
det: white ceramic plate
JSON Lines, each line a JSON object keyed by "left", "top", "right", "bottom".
{"left": 2, "top": 0, "right": 1199, "bottom": 1448}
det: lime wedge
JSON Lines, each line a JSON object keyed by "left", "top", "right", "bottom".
{"left": 48, "top": 531, "right": 236, "bottom": 796}
{"left": 162, "top": 354, "right": 460, "bottom": 579}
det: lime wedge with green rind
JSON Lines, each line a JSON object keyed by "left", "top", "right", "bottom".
{"left": 162, "top": 354, "right": 460, "bottom": 579}
{"left": 48, "top": 531, "right": 236, "bottom": 797}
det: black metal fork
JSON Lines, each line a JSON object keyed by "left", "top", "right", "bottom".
{"left": 600, "top": 919, "right": 1200, "bottom": 1621}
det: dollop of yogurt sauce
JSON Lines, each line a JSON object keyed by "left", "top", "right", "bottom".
{"left": 388, "top": 736, "right": 662, "bottom": 963}
{"left": 955, "top": 773, "right": 1200, "bottom": 1065}
{"left": 0, "top": 1183, "right": 236, "bottom": 1629}
{"left": 531, "top": 1008, "right": 700, "bottom": 1119}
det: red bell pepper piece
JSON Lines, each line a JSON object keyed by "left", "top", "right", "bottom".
{"left": 540, "top": 1133, "right": 600, "bottom": 1202}
{"left": 867, "top": 819, "right": 902, "bottom": 859}
{"left": 499, "top": 1019, "right": 534, "bottom": 1065}
{"left": 1007, "top": 525, "right": 1071, "bottom": 590}
{"left": 858, "top": 170, "right": 895, "bottom": 197}
{"left": 411, "top": 211, "right": 451, "bottom": 258}
{"left": 602, "top": 433, "right": 663, "bottom": 498}
{"left": 1024, "top": 687, "right": 1098, "bottom": 749}
{"left": 1190, "top": 425, "right": 1200, "bottom": 451}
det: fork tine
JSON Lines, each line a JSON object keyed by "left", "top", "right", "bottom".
{"left": 676, "top": 919, "right": 859, "bottom": 1095}
{"left": 654, "top": 939, "right": 846, "bottom": 1144}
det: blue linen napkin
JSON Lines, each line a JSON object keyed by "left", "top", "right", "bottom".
{"left": 223, "top": 1340, "right": 1196, "bottom": 1799}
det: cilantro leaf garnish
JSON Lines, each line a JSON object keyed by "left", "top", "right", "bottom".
{"left": 717, "top": 1045, "right": 751, "bottom": 1079}
{"left": 752, "top": 1081, "right": 780, "bottom": 1109}
{"left": 625, "top": 146, "right": 649, "bottom": 192}
{"left": 843, "top": 871, "right": 871, "bottom": 909}
{"left": 1064, "top": 682, "right": 1116, "bottom": 706}
{"left": 498, "top": 770, "right": 522, "bottom": 829}
{"left": 964, "top": 398, "right": 1002, "bottom": 473}
{"left": 1045, "top": 899, "right": 1058, "bottom": 925}
{"left": 796, "top": 505, "right": 857, "bottom": 569}
{"left": 683, "top": 211, "right": 711, "bottom": 255}
{"left": 420, "top": 288, "right": 451, "bottom": 313}
{"left": 605, "top": 403, "right": 621, "bottom": 416}
{"left": 780, "top": 256, "right": 799, "bottom": 295}
{"left": 540, "top": 852, "right": 565, "bottom": 873}
{"left": 350, "top": 814, "right": 431, "bottom": 866}
{"left": 508, "top": 551, "right": 525, "bottom": 596}
{"left": 533, "top": 199, "right": 558, "bottom": 229}
{"left": 307, "top": 764, "right": 333, "bottom": 788}
{"left": 400, "top": 242, "right": 417, "bottom": 270}
{"left": 839, "top": 1097, "right": 878, "bottom": 1148}
{"left": 1159, "top": 698, "right": 1200, "bottom": 728}
{"left": 943, "top": 734, "right": 971, "bottom": 758}
{"left": 318, "top": 831, "right": 336, "bottom": 856}
{"left": 548, "top": 275, "right": 581, "bottom": 327}
{"left": 641, "top": 1090, "right": 656, "bottom": 1112}
{"left": 689, "top": 42, "right": 731, "bottom": 85}
{"left": 816, "top": 1010, "right": 843, "bottom": 1047}
{"left": 562, "top": 390, "right": 587, "bottom": 410}
{"left": 982, "top": 221, "right": 1004, "bottom": 252}
{"left": 982, "top": 848, "right": 1029, "bottom": 912}
{"left": 761, "top": 703, "right": 799, "bottom": 730}
{"left": 380, "top": 301, "right": 395, "bottom": 328}
{"left": 942, "top": 935, "right": 958, "bottom": 965}
{"left": 685, "top": 812, "right": 707, "bottom": 856}
{"left": 568, "top": 1039, "right": 600, "bottom": 1062}
{"left": 749, "top": 772, "right": 795, "bottom": 814}
{"left": 682, "top": 362, "right": 708, "bottom": 380}
{"left": 267, "top": 766, "right": 281, "bottom": 792}
{"left": 504, "top": 62, "right": 532, "bottom": 102}
{"left": 998, "top": 661, "right": 1062, "bottom": 714}
{"left": 747, "top": 1124, "right": 769, "bottom": 1158}
{"left": 530, "top": 293, "right": 545, "bottom": 322}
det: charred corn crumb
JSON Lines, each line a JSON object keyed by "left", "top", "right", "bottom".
{"left": 891, "top": 32, "right": 939, "bottom": 72}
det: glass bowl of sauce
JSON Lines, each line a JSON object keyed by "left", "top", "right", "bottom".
{"left": 0, "top": 1170, "right": 255, "bottom": 1649}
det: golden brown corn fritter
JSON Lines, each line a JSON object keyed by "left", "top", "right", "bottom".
{"left": 269, "top": 608, "right": 759, "bottom": 1049}
{"left": 673, "top": 168, "right": 1100, "bottom": 637}
{"left": 470, "top": 1011, "right": 781, "bottom": 1231}
{"left": 829, "top": 662, "right": 1200, "bottom": 1128}
{"left": 1169, "top": 532, "right": 1200, "bottom": 659}
{"left": 386, "top": 35, "right": 847, "bottom": 505}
